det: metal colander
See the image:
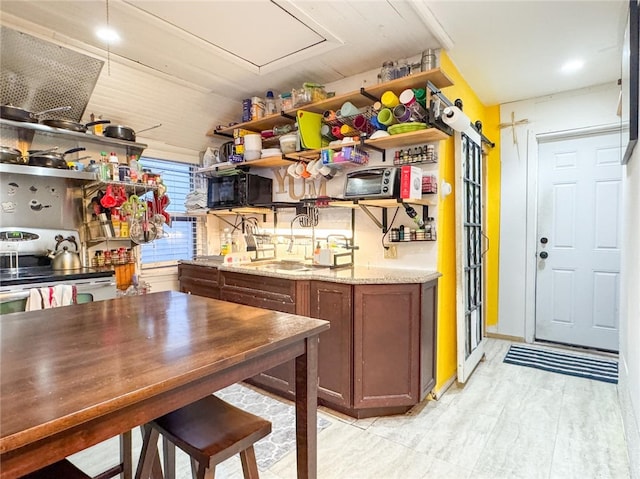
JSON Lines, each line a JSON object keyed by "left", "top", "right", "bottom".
{"left": 0, "top": 26, "right": 104, "bottom": 122}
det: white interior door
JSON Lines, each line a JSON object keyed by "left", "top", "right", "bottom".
{"left": 535, "top": 131, "right": 622, "bottom": 351}
{"left": 456, "top": 129, "right": 486, "bottom": 383}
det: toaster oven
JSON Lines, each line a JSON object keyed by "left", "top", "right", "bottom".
{"left": 343, "top": 167, "right": 400, "bottom": 199}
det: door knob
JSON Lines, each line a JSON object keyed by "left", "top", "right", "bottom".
{"left": 540, "top": 237, "right": 548, "bottom": 244}
{"left": 539, "top": 251, "right": 548, "bottom": 259}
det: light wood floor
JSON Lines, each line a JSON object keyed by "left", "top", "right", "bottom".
{"left": 70, "top": 338, "right": 630, "bottom": 478}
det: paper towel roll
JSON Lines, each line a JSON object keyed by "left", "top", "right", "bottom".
{"left": 442, "top": 106, "right": 470, "bottom": 132}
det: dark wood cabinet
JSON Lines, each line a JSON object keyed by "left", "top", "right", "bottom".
{"left": 178, "top": 264, "right": 220, "bottom": 299}
{"left": 179, "top": 264, "right": 438, "bottom": 418}
{"left": 353, "top": 284, "right": 421, "bottom": 410}
{"left": 420, "top": 281, "right": 438, "bottom": 399}
{"left": 219, "top": 271, "right": 311, "bottom": 397}
{"left": 309, "top": 281, "right": 353, "bottom": 408}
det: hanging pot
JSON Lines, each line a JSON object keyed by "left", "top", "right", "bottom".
{"left": 0, "top": 105, "right": 71, "bottom": 122}
{"left": 40, "top": 118, "right": 110, "bottom": 133}
{"left": 0, "top": 146, "right": 25, "bottom": 164}
{"left": 27, "top": 147, "right": 86, "bottom": 169}
{"left": 103, "top": 123, "right": 162, "bottom": 142}
{"left": 46, "top": 235, "right": 82, "bottom": 270}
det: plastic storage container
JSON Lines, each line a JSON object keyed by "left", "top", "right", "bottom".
{"left": 279, "top": 133, "right": 298, "bottom": 154}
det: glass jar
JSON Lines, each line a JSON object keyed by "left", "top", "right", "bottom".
{"left": 396, "top": 59, "right": 409, "bottom": 79}
{"left": 380, "top": 61, "right": 395, "bottom": 83}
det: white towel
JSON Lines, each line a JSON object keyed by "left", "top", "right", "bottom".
{"left": 53, "top": 284, "right": 74, "bottom": 307}
{"left": 25, "top": 288, "right": 44, "bottom": 311}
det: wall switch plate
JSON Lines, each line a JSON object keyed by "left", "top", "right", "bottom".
{"left": 384, "top": 245, "right": 397, "bottom": 259}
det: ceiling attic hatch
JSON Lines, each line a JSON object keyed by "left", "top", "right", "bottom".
{"left": 126, "top": 0, "right": 342, "bottom": 75}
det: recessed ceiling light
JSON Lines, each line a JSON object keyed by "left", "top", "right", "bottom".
{"left": 96, "top": 27, "right": 120, "bottom": 43}
{"left": 561, "top": 59, "right": 584, "bottom": 74}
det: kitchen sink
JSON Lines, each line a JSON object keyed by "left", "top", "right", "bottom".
{"left": 246, "top": 260, "right": 327, "bottom": 274}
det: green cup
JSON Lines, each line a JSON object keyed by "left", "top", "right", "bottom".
{"left": 413, "top": 88, "right": 427, "bottom": 108}
{"left": 377, "top": 108, "right": 397, "bottom": 126}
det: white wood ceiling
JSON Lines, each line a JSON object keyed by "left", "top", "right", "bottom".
{"left": 0, "top": 0, "right": 629, "bottom": 154}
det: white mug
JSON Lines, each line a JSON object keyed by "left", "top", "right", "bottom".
{"left": 288, "top": 163, "right": 300, "bottom": 178}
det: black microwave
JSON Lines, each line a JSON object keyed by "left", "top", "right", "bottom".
{"left": 207, "top": 173, "right": 273, "bottom": 209}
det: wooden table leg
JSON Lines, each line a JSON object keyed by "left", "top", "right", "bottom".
{"left": 295, "top": 336, "right": 319, "bottom": 479}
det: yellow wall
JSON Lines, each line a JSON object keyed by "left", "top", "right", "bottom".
{"left": 435, "top": 52, "right": 501, "bottom": 391}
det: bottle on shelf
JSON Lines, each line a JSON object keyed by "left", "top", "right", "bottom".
{"left": 426, "top": 217, "right": 437, "bottom": 240}
{"left": 99, "top": 151, "right": 109, "bottom": 181}
{"left": 129, "top": 155, "right": 139, "bottom": 183}
{"left": 380, "top": 61, "right": 395, "bottom": 82}
{"left": 220, "top": 227, "right": 232, "bottom": 255}
{"left": 265, "top": 90, "right": 278, "bottom": 115}
{"left": 403, "top": 204, "right": 425, "bottom": 228}
{"left": 108, "top": 152, "right": 119, "bottom": 181}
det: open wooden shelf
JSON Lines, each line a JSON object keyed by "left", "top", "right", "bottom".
{"left": 208, "top": 68, "right": 454, "bottom": 137}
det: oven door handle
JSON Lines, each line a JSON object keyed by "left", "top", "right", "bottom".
{"left": 0, "top": 291, "right": 31, "bottom": 302}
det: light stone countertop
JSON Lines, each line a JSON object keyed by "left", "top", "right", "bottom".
{"left": 180, "top": 259, "right": 441, "bottom": 285}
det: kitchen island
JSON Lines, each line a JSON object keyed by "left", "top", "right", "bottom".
{"left": 179, "top": 260, "right": 440, "bottom": 418}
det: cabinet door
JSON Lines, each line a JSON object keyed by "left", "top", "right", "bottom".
{"left": 310, "top": 281, "right": 352, "bottom": 408}
{"left": 420, "top": 280, "right": 438, "bottom": 399}
{"left": 220, "top": 271, "right": 297, "bottom": 396}
{"left": 353, "top": 284, "right": 421, "bottom": 408}
{"left": 178, "top": 265, "right": 220, "bottom": 299}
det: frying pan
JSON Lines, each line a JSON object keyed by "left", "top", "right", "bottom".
{"left": 41, "top": 118, "right": 110, "bottom": 133}
{"left": 103, "top": 123, "right": 162, "bottom": 142}
{"left": 0, "top": 105, "right": 71, "bottom": 122}
{"left": 0, "top": 146, "right": 24, "bottom": 164}
{"left": 27, "top": 147, "right": 86, "bottom": 169}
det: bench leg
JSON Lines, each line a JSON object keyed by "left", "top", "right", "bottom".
{"left": 162, "top": 437, "right": 176, "bottom": 479}
{"left": 135, "top": 425, "right": 160, "bottom": 479}
{"left": 240, "top": 446, "right": 260, "bottom": 479}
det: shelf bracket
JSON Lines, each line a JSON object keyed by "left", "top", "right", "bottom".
{"left": 280, "top": 111, "right": 296, "bottom": 121}
{"left": 359, "top": 87, "right": 379, "bottom": 103}
{"left": 212, "top": 130, "right": 234, "bottom": 139}
{"left": 358, "top": 138, "right": 386, "bottom": 162}
{"left": 358, "top": 204, "right": 386, "bottom": 232}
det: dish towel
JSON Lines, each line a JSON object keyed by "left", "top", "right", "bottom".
{"left": 52, "top": 284, "right": 74, "bottom": 307}
{"left": 25, "top": 288, "right": 45, "bottom": 311}
{"left": 25, "top": 285, "right": 77, "bottom": 311}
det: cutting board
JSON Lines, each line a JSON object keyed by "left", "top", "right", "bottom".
{"left": 297, "top": 110, "right": 323, "bottom": 149}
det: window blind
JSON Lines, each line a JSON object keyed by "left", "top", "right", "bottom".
{"left": 138, "top": 157, "right": 201, "bottom": 265}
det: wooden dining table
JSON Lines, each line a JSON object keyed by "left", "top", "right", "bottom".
{"left": 0, "top": 291, "right": 329, "bottom": 479}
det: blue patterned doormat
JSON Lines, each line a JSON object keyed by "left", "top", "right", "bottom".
{"left": 503, "top": 344, "right": 618, "bottom": 384}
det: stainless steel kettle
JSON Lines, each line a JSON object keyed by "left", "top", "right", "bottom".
{"left": 47, "top": 235, "right": 82, "bottom": 270}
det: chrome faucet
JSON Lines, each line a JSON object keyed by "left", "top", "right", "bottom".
{"left": 287, "top": 213, "right": 316, "bottom": 257}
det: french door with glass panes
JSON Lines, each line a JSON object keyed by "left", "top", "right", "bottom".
{"left": 455, "top": 128, "right": 487, "bottom": 383}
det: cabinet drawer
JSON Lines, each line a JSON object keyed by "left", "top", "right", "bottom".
{"left": 220, "top": 271, "right": 296, "bottom": 313}
{"left": 180, "top": 277, "right": 220, "bottom": 299}
{"left": 179, "top": 264, "right": 219, "bottom": 285}
{"left": 220, "top": 290, "right": 295, "bottom": 314}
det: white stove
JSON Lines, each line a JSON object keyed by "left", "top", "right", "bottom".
{"left": 0, "top": 227, "right": 116, "bottom": 312}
